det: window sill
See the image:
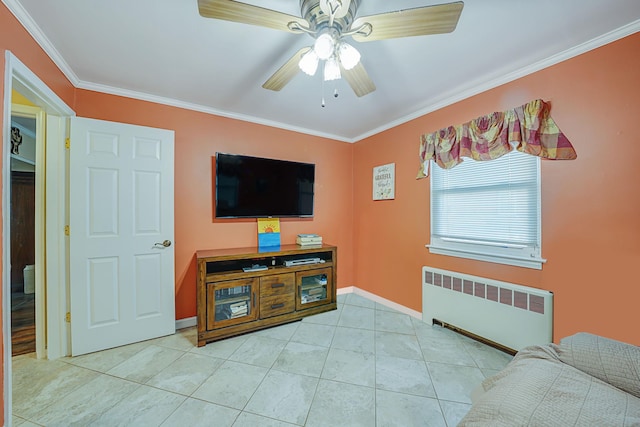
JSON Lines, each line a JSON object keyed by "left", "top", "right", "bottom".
{"left": 426, "top": 244, "right": 546, "bottom": 270}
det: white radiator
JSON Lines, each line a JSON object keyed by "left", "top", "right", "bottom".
{"left": 422, "top": 267, "right": 553, "bottom": 352}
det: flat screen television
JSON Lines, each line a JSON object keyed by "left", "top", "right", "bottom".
{"left": 215, "top": 153, "right": 315, "bottom": 218}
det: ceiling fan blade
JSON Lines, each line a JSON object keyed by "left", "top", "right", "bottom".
{"left": 342, "top": 62, "right": 376, "bottom": 97}
{"left": 263, "top": 47, "right": 311, "bottom": 91}
{"left": 351, "top": 1, "right": 464, "bottom": 42}
{"left": 198, "top": 0, "right": 309, "bottom": 33}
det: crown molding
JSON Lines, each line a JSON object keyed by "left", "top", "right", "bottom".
{"left": 75, "top": 80, "right": 352, "bottom": 143}
{"left": 352, "top": 19, "right": 640, "bottom": 142}
{"left": 4, "top": 0, "right": 639, "bottom": 144}
{"left": 2, "top": 0, "right": 80, "bottom": 86}
{"left": 2, "top": 0, "right": 349, "bottom": 143}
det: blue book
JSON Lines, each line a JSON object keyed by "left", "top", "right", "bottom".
{"left": 258, "top": 218, "right": 281, "bottom": 249}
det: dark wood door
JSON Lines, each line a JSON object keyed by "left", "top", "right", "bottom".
{"left": 10, "top": 171, "right": 35, "bottom": 293}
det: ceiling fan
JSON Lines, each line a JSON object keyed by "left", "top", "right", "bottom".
{"left": 197, "top": 0, "right": 464, "bottom": 97}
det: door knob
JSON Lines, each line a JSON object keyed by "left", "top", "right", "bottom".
{"left": 154, "top": 240, "right": 172, "bottom": 248}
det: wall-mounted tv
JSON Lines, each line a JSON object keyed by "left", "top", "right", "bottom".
{"left": 215, "top": 153, "right": 315, "bottom": 218}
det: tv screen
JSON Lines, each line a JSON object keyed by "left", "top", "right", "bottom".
{"left": 215, "top": 153, "right": 315, "bottom": 218}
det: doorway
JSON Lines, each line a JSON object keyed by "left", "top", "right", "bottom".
{"left": 4, "top": 52, "right": 74, "bottom": 420}
{"left": 9, "top": 101, "right": 45, "bottom": 361}
{"left": 9, "top": 112, "right": 37, "bottom": 356}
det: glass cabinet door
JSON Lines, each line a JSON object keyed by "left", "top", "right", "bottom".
{"left": 296, "top": 267, "right": 333, "bottom": 309}
{"left": 207, "top": 278, "right": 258, "bottom": 329}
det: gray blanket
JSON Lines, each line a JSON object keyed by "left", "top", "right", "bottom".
{"left": 459, "top": 333, "right": 640, "bottom": 426}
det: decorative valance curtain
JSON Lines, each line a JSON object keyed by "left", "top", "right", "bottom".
{"left": 417, "top": 99, "right": 577, "bottom": 178}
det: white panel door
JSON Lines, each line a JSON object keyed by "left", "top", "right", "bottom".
{"left": 69, "top": 117, "right": 175, "bottom": 356}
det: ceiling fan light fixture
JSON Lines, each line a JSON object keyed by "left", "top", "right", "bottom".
{"left": 299, "top": 49, "right": 319, "bottom": 76}
{"left": 314, "top": 33, "right": 335, "bottom": 60}
{"left": 324, "top": 57, "right": 341, "bottom": 81}
{"left": 338, "top": 42, "right": 360, "bottom": 70}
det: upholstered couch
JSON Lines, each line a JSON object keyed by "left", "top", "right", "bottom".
{"left": 459, "top": 332, "right": 640, "bottom": 426}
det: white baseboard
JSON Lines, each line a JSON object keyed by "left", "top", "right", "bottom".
{"left": 176, "top": 316, "right": 196, "bottom": 330}
{"left": 337, "top": 286, "right": 422, "bottom": 319}
{"left": 336, "top": 286, "right": 355, "bottom": 295}
{"left": 174, "top": 287, "right": 422, "bottom": 330}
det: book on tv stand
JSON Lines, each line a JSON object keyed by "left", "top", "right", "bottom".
{"left": 297, "top": 233, "right": 322, "bottom": 246}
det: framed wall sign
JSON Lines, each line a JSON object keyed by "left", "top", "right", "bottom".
{"left": 373, "top": 163, "right": 395, "bottom": 200}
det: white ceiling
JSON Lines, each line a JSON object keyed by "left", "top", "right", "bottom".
{"left": 5, "top": 0, "right": 640, "bottom": 142}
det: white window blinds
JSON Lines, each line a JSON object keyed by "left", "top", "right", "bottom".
{"left": 429, "top": 150, "right": 544, "bottom": 269}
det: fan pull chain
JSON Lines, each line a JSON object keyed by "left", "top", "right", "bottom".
{"left": 320, "top": 81, "right": 339, "bottom": 107}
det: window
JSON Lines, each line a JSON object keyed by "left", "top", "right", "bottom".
{"left": 429, "top": 150, "right": 544, "bottom": 269}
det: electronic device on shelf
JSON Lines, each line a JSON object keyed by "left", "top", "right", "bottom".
{"left": 284, "top": 257, "right": 323, "bottom": 267}
{"left": 242, "top": 264, "right": 268, "bottom": 272}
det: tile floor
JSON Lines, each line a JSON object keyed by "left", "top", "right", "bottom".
{"left": 12, "top": 293, "right": 513, "bottom": 427}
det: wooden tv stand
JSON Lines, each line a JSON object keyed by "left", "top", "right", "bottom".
{"left": 196, "top": 244, "right": 337, "bottom": 347}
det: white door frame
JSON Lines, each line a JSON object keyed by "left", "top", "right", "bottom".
{"left": 3, "top": 51, "right": 74, "bottom": 421}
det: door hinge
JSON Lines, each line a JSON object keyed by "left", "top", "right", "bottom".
{"left": 65, "top": 137, "right": 70, "bottom": 149}
{"left": 64, "top": 225, "right": 70, "bottom": 236}
{"left": 65, "top": 312, "right": 71, "bottom": 323}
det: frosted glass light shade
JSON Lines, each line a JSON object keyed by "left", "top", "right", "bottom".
{"left": 314, "top": 33, "right": 335, "bottom": 60}
{"left": 338, "top": 42, "right": 360, "bottom": 70}
{"left": 324, "top": 57, "right": 341, "bottom": 81}
{"left": 299, "top": 50, "right": 319, "bottom": 76}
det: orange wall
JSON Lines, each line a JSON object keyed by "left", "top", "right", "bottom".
{"left": 353, "top": 32, "right": 640, "bottom": 346}
{"left": 73, "top": 91, "right": 355, "bottom": 319}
